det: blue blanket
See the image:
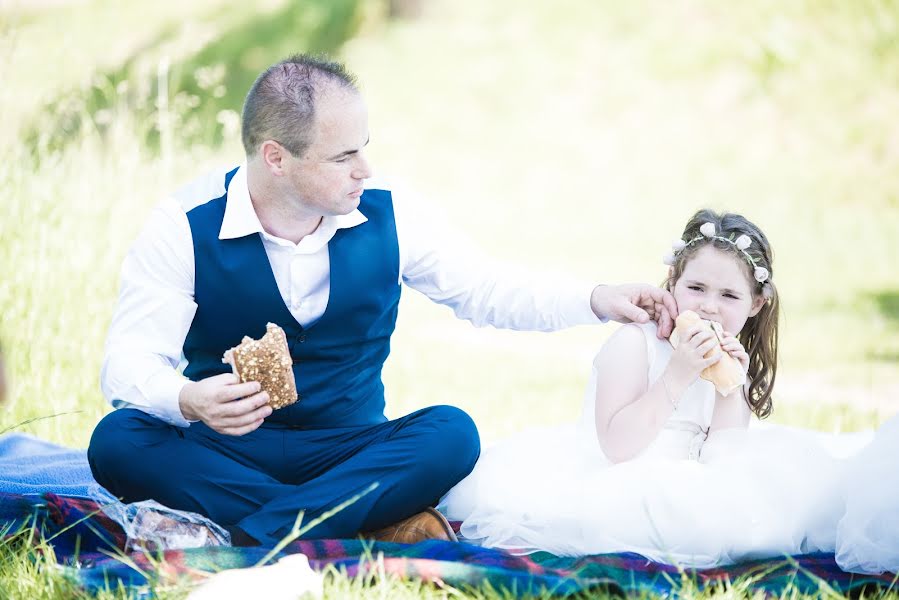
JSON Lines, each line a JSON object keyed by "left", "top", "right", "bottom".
{"left": 0, "top": 433, "right": 116, "bottom": 501}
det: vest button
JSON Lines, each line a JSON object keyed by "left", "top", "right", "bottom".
{"left": 298, "top": 334, "right": 306, "bottom": 343}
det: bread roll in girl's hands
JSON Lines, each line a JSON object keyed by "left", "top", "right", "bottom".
{"left": 222, "top": 323, "right": 298, "bottom": 410}
{"left": 669, "top": 311, "right": 746, "bottom": 396}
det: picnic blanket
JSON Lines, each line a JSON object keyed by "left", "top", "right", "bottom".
{"left": 2, "top": 491, "right": 896, "bottom": 598}
{"left": 0, "top": 433, "right": 116, "bottom": 500}
{"left": 1, "top": 433, "right": 896, "bottom": 597}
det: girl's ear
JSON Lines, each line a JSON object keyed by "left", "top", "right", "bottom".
{"left": 749, "top": 292, "right": 766, "bottom": 317}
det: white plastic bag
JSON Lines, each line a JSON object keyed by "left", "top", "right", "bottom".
{"left": 188, "top": 553, "right": 324, "bottom": 600}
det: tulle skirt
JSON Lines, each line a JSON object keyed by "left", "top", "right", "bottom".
{"left": 441, "top": 422, "right": 875, "bottom": 568}
{"left": 836, "top": 415, "right": 899, "bottom": 574}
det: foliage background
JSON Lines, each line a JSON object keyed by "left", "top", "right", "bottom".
{"left": 1, "top": 0, "right": 897, "bottom": 447}
{"left": 1, "top": 0, "right": 898, "bottom": 598}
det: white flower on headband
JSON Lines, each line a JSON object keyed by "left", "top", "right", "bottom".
{"left": 664, "top": 223, "right": 772, "bottom": 286}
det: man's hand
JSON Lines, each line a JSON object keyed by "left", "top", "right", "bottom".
{"left": 590, "top": 283, "right": 678, "bottom": 338}
{"left": 179, "top": 373, "right": 273, "bottom": 436}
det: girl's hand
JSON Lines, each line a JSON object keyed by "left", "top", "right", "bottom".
{"left": 666, "top": 323, "right": 722, "bottom": 387}
{"left": 719, "top": 332, "right": 749, "bottom": 375}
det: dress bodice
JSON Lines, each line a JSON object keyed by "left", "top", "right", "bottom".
{"left": 578, "top": 322, "right": 716, "bottom": 462}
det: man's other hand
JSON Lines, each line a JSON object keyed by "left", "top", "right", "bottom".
{"left": 590, "top": 283, "right": 678, "bottom": 338}
{"left": 179, "top": 373, "right": 273, "bottom": 435}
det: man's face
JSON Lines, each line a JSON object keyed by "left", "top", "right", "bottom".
{"left": 284, "top": 89, "right": 372, "bottom": 216}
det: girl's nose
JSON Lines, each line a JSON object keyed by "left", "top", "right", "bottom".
{"left": 699, "top": 299, "right": 718, "bottom": 315}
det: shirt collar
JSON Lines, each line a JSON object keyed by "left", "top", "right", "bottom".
{"left": 218, "top": 165, "right": 367, "bottom": 244}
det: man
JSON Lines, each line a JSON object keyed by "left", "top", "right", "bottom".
{"left": 88, "top": 54, "right": 676, "bottom": 547}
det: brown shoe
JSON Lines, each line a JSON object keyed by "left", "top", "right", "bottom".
{"left": 363, "top": 507, "right": 458, "bottom": 544}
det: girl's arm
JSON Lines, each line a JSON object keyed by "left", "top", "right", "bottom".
{"left": 707, "top": 332, "right": 751, "bottom": 433}
{"left": 593, "top": 323, "right": 720, "bottom": 463}
{"left": 707, "top": 388, "right": 751, "bottom": 432}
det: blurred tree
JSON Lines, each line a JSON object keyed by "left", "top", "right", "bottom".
{"left": 25, "top": 0, "right": 363, "bottom": 158}
{"left": 389, "top": 0, "right": 423, "bottom": 19}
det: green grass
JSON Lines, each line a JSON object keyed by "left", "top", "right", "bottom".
{"left": 1, "top": 0, "right": 898, "bottom": 597}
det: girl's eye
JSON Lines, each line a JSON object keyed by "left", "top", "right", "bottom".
{"left": 688, "top": 286, "right": 702, "bottom": 291}
{"left": 724, "top": 294, "right": 738, "bottom": 299}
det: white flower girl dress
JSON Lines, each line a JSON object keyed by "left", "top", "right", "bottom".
{"left": 441, "top": 323, "right": 874, "bottom": 567}
{"left": 836, "top": 414, "right": 899, "bottom": 574}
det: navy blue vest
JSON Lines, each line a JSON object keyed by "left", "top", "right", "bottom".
{"left": 182, "top": 169, "right": 401, "bottom": 428}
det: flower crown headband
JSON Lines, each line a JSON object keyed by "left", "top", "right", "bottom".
{"left": 663, "top": 222, "right": 774, "bottom": 296}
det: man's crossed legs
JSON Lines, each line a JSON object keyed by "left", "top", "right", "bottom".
{"left": 88, "top": 405, "right": 479, "bottom": 546}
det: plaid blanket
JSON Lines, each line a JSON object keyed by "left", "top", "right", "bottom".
{"left": 2, "top": 492, "right": 895, "bottom": 597}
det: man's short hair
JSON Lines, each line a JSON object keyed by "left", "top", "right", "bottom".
{"left": 241, "top": 54, "right": 358, "bottom": 158}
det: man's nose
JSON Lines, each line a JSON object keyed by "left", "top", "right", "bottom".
{"left": 353, "top": 152, "right": 373, "bottom": 180}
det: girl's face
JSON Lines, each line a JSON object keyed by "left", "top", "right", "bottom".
{"left": 672, "top": 245, "right": 766, "bottom": 335}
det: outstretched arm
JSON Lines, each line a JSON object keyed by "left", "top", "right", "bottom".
{"left": 394, "top": 189, "right": 676, "bottom": 333}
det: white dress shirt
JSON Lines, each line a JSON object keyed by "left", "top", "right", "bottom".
{"left": 101, "top": 165, "right": 601, "bottom": 427}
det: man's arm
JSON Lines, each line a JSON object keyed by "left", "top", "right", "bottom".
{"left": 102, "top": 197, "right": 270, "bottom": 433}
{"left": 101, "top": 197, "right": 200, "bottom": 426}
{"left": 392, "top": 188, "right": 675, "bottom": 333}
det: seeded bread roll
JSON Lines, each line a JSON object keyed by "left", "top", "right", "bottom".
{"left": 222, "top": 323, "right": 298, "bottom": 410}
{"left": 669, "top": 310, "right": 746, "bottom": 396}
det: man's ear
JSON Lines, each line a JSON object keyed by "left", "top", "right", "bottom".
{"left": 260, "top": 140, "right": 287, "bottom": 175}
{"left": 749, "top": 293, "right": 766, "bottom": 317}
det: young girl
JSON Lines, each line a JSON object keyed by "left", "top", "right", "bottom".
{"left": 441, "top": 209, "right": 858, "bottom": 566}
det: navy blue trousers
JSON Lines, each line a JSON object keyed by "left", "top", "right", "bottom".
{"left": 88, "top": 405, "right": 479, "bottom": 546}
